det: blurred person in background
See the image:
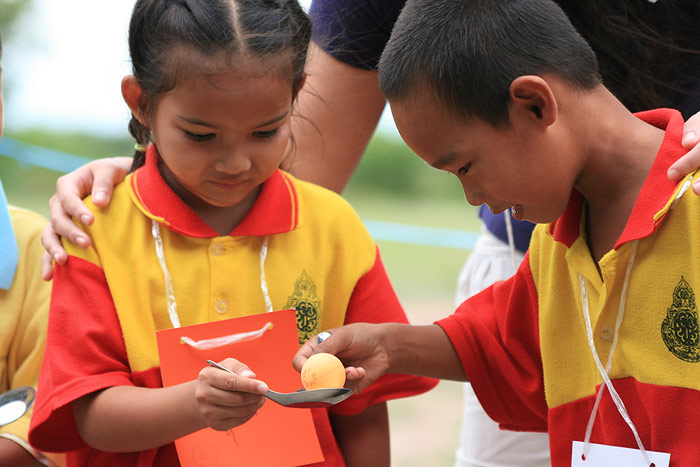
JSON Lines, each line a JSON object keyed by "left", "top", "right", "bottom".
{"left": 0, "top": 31, "right": 64, "bottom": 467}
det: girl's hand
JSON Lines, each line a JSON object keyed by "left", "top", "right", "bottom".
{"left": 195, "top": 358, "right": 268, "bottom": 431}
{"left": 667, "top": 111, "right": 700, "bottom": 193}
{"left": 41, "top": 157, "right": 131, "bottom": 280}
{"left": 293, "top": 324, "right": 391, "bottom": 394}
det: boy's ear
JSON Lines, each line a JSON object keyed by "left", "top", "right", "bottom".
{"left": 508, "top": 75, "right": 557, "bottom": 127}
{"left": 121, "top": 75, "right": 149, "bottom": 127}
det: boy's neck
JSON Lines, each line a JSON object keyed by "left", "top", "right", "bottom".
{"left": 573, "top": 87, "right": 666, "bottom": 262}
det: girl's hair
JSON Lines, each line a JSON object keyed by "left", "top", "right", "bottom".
{"left": 378, "top": 0, "right": 602, "bottom": 127}
{"left": 127, "top": 0, "right": 312, "bottom": 171}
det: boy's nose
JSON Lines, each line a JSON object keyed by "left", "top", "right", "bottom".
{"left": 461, "top": 185, "right": 486, "bottom": 207}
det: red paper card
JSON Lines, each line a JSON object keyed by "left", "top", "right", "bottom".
{"left": 157, "top": 309, "right": 323, "bottom": 466}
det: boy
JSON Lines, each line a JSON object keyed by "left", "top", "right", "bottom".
{"left": 294, "top": 0, "right": 700, "bottom": 464}
{"left": 0, "top": 33, "right": 62, "bottom": 467}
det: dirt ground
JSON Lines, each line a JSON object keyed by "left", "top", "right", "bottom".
{"left": 387, "top": 296, "right": 464, "bottom": 467}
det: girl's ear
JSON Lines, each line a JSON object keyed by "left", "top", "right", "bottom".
{"left": 508, "top": 75, "right": 558, "bottom": 128}
{"left": 121, "top": 75, "right": 149, "bottom": 127}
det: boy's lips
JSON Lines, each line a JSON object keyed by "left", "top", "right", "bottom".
{"left": 511, "top": 204, "right": 524, "bottom": 220}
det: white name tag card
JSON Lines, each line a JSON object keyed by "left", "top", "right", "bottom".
{"left": 572, "top": 441, "right": 670, "bottom": 467}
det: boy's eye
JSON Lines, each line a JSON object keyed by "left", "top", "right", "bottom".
{"left": 458, "top": 163, "right": 472, "bottom": 175}
{"left": 254, "top": 128, "right": 279, "bottom": 139}
{"left": 185, "top": 131, "right": 215, "bottom": 142}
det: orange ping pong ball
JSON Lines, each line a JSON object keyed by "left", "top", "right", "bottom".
{"left": 301, "top": 353, "right": 346, "bottom": 390}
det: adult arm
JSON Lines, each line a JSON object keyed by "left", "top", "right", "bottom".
{"left": 667, "top": 110, "right": 700, "bottom": 193}
{"left": 284, "top": 42, "right": 386, "bottom": 193}
{"left": 41, "top": 157, "right": 131, "bottom": 279}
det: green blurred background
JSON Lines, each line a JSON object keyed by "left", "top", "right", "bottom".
{"left": 1, "top": 0, "right": 481, "bottom": 464}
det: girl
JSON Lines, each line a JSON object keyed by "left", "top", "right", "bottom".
{"left": 27, "top": 1, "right": 436, "bottom": 465}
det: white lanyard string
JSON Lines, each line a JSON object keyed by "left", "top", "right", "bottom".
{"left": 581, "top": 172, "right": 691, "bottom": 463}
{"left": 579, "top": 241, "right": 650, "bottom": 464}
{"left": 151, "top": 220, "right": 273, "bottom": 330}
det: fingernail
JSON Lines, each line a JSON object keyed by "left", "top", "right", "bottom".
{"left": 93, "top": 192, "right": 107, "bottom": 203}
{"left": 76, "top": 237, "right": 86, "bottom": 247}
{"left": 683, "top": 131, "right": 697, "bottom": 144}
{"left": 53, "top": 253, "right": 60, "bottom": 261}
{"left": 80, "top": 215, "right": 91, "bottom": 224}
{"left": 668, "top": 168, "right": 680, "bottom": 180}
{"left": 240, "top": 370, "right": 255, "bottom": 378}
{"left": 257, "top": 383, "right": 269, "bottom": 393}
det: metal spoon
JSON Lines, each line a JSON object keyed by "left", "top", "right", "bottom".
{"left": 206, "top": 360, "right": 352, "bottom": 408}
{"left": 0, "top": 386, "right": 35, "bottom": 426}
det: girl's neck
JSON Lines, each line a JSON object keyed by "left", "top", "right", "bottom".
{"left": 189, "top": 186, "right": 261, "bottom": 236}
{"left": 159, "top": 163, "right": 262, "bottom": 236}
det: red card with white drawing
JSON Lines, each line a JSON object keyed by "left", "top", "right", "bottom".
{"left": 157, "top": 309, "right": 323, "bottom": 466}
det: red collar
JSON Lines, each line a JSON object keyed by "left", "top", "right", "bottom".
{"left": 550, "top": 108, "right": 688, "bottom": 248}
{"left": 127, "top": 145, "right": 299, "bottom": 237}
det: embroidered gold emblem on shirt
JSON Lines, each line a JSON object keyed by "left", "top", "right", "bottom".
{"left": 662, "top": 276, "right": 700, "bottom": 362}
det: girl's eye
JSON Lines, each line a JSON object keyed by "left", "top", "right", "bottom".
{"left": 458, "top": 162, "right": 472, "bottom": 175}
{"left": 185, "top": 131, "right": 215, "bottom": 142}
{"left": 254, "top": 128, "right": 279, "bottom": 139}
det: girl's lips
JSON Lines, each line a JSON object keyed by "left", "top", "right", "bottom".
{"left": 211, "top": 179, "right": 246, "bottom": 191}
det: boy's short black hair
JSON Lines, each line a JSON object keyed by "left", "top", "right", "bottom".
{"left": 378, "top": 0, "right": 602, "bottom": 126}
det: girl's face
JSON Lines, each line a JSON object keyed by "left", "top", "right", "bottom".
{"left": 138, "top": 65, "right": 295, "bottom": 211}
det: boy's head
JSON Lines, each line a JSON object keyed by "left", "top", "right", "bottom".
{"left": 378, "top": 0, "right": 604, "bottom": 223}
{"left": 378, "top": 0, "right": 601, "bottom": 127}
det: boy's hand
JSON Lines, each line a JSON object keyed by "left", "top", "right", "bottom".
{"left": 195, "top": 358, "right": 268, "bottom": 431}
{"left": 41, "top": 157, "right": 131, "bottom": 280}
{"left": 667, "top": 110, "right": 700, "bottom": 193}
{"left": 293, "top": 324, "right": 391, "bottom": 394}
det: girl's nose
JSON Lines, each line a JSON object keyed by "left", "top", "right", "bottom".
{"left": 216, "top": 150, "right": 251, "bottom": 174}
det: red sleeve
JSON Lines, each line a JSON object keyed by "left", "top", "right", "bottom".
{"left": 330, "top": 247, "right": 438, "bottom": 415}
{"left": 29, "top": 256, "right": 133, "bottom": 452}
{"left": 437, "top": 251, "right": 548, "bottom": 432}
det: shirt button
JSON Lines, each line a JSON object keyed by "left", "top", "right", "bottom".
{"left": 215, "top": 299, "right": 228, "bottom": 314}
{"left": 210, "top": 243, "right": 225, "bottom": 256}
{"left": 600, "top": 326, "right": 612, "bottom": 341}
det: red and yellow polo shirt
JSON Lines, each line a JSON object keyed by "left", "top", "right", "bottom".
{"left": 438, "top": 109, "right": 700, "bottom": 466}
{"left": 29, "top": 147, "right": 437, "bottom": 466}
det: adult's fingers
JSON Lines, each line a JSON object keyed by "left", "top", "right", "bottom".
{"left": 667, "top": 111, "right": 700, "bottom": 184}
{"left": 47, "top": 194, "right": 91, "bottom": 250}
{"left": 89, "top": 157, "right": 131, "bottom": 207}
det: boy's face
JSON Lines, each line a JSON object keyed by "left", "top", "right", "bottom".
{"left": 390, "top": 87, "right": 578, "bottom": 224}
